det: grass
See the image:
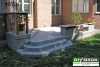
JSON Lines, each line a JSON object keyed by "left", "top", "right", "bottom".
{"left": 0, "top": 34, "right": 100, "bottom": 67}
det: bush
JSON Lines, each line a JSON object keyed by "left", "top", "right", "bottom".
{"left": 72, "top": 12, "right": 82, "bottom": 25}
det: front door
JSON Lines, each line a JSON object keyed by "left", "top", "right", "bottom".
{"left": 0, "top": 16, "right": 6, "bottom": 40}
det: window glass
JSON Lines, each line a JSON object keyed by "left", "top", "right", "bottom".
{"left": 97, "top": 0, "right": 100, "bottom": 12}
{"left": 24, "top": 4, "right": 30, "bottom": 14}
{"left": 24, "top": 0, "right": 30, "bottom": 3}
{"left": 72, "top": 0, "right": 89, "bottom": 13}
{"left": 83, "top": 0, "right": 89, "bottom": 13}
{"left": 0, "top": 0, "right": 1, "bottom": 12}
{"left": 0, "top": 0, "right": 4, "bottom": 13}
{"left": 52, "top": 6, "right": 55, "bottom": 15}
{"left": 19, "top": 4, "right": 22, "bottom": 12}
{"left": 56, "top": 0, "right": 60, "bottom": 6}
{"left": 19, "top": 0, "right": 22, "bottom": 3}
{"left": 72, "top": 0, "right": 78, "bottom": 12}
{"left": 78, "top": 0, "right": 84, "bottom": 12}
{"left": 56, "top": 6, "right": 60, "bottom": 14}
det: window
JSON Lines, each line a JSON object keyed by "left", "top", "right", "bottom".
{"left": 0, "top": 0, "right": 4, "bottom": 13}
{"left": 52, "top": 0, "right": 61, "bottom": 15}
{"left": 16, "top": 14, "right": 28, "bottom": 33}
{"left": 97, "top": 0, "right": 100, "bottom": 12}
{"left": 72, "top": 0, "right": 89, "bottom": 13}
{"left": 19, "top": 0, "right": 31, "bottom": 14}
{"left": 0, "top": 0, "right": 2, "bottom": 13}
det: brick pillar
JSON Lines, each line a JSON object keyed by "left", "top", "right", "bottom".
{"left": 4, "top": 0, "right": 18, "bottom": 13}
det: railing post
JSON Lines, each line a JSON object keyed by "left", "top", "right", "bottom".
{"left": 26, "top": 13, "right": 28, "bottom": 34}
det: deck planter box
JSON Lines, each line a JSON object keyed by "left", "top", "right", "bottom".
{"left": 79, "top": 24, "right": 95, "bottom": 31}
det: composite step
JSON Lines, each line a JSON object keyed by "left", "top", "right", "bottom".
{"left": 17, "top": 36, "right": 72, "bottom": 56}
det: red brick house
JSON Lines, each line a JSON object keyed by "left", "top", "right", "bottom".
{"left": 0, "top": 0, "right": 100, "bottom": 43}
{"left": 22, "top": 0, "right": 100, "bottom": 29}
{"left": 26, "top": 0, "right": 99, "bottom": 29}
{"left": 0, "top": 0, "right": 99, "bottom": 28}
{"left": 52, "top": 0, "right": 100, "bottom": 29}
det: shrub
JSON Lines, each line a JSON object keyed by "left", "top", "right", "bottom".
{"left": 72, "top": 12, "right": 82, "bottom": 25}
{"left": 87, "top": 17, "right": 96, "bottom": 24}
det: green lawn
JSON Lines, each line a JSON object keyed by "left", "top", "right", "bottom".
{"left": 0, "top": 34, "right": 100, "bottom": 67}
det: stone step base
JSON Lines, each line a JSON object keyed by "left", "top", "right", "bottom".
{"left": 0, "top": 40, "right": 7, "bottom": 47}
{"left": 17, "top": 38, "right": 72, "bottom": 57}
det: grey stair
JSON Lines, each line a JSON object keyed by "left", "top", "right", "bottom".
{"left": 17, "top": 41, "right": 71, "bottom": 56}
{"left": 17, "top": 36, "right": 72, "bottom": 56}
{"left": 25, "top": 36, "right": 65, "bottom": 46}
{"left": 19, "top": 40, "right": 67, "bottom": 52}
{"left": 24, "top": 38, "right": 66, "bottom": 48}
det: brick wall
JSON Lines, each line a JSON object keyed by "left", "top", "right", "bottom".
{"left": 93, "top": 0, "right": 100, "bottom": 29}
{"left": 94, "top": 14, "right": 100, "bottom": 29}
{"left": 62, "top": 0, "right": 72, "bottom": 25}
{"left": 52, "top": 0, "right": 72, "bottom": 26}
{"left": 52, "top": 16, "right": 62, "bottom": 26}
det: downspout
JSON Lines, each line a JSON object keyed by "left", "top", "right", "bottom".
{"left": 61, "top": 0, "right": 63, "bottom": 25}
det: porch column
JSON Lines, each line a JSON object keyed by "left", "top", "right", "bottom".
{"left": 37, "top": 0, "right": 52, "bottom": 27}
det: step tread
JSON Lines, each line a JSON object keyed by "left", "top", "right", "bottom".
{"left": 20, "top": 40, "right": 68, "bottom": 52}
{"left": 25, "top": 37, "right": 66, "bottom": 46}
{"left": 29, "top": 36, "right": 65, "bottom": 42}
{"left": 24, "top": 39, "right": 67, "bottom": 48}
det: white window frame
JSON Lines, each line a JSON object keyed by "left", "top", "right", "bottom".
{"left": 19, "top": 0, "right": 31, "bottom": 15}
{"left": 52, "top": 0, "right": 61, "bottom": 16}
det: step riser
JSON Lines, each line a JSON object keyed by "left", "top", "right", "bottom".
{"left": 17, "top": 41, "right": 72, "bottom": 56}
{"left": 22, "top": 41, "right": 67, "bottom": 52}
{"left": 17, "top": 34, "right": 72, "bottom": 56}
